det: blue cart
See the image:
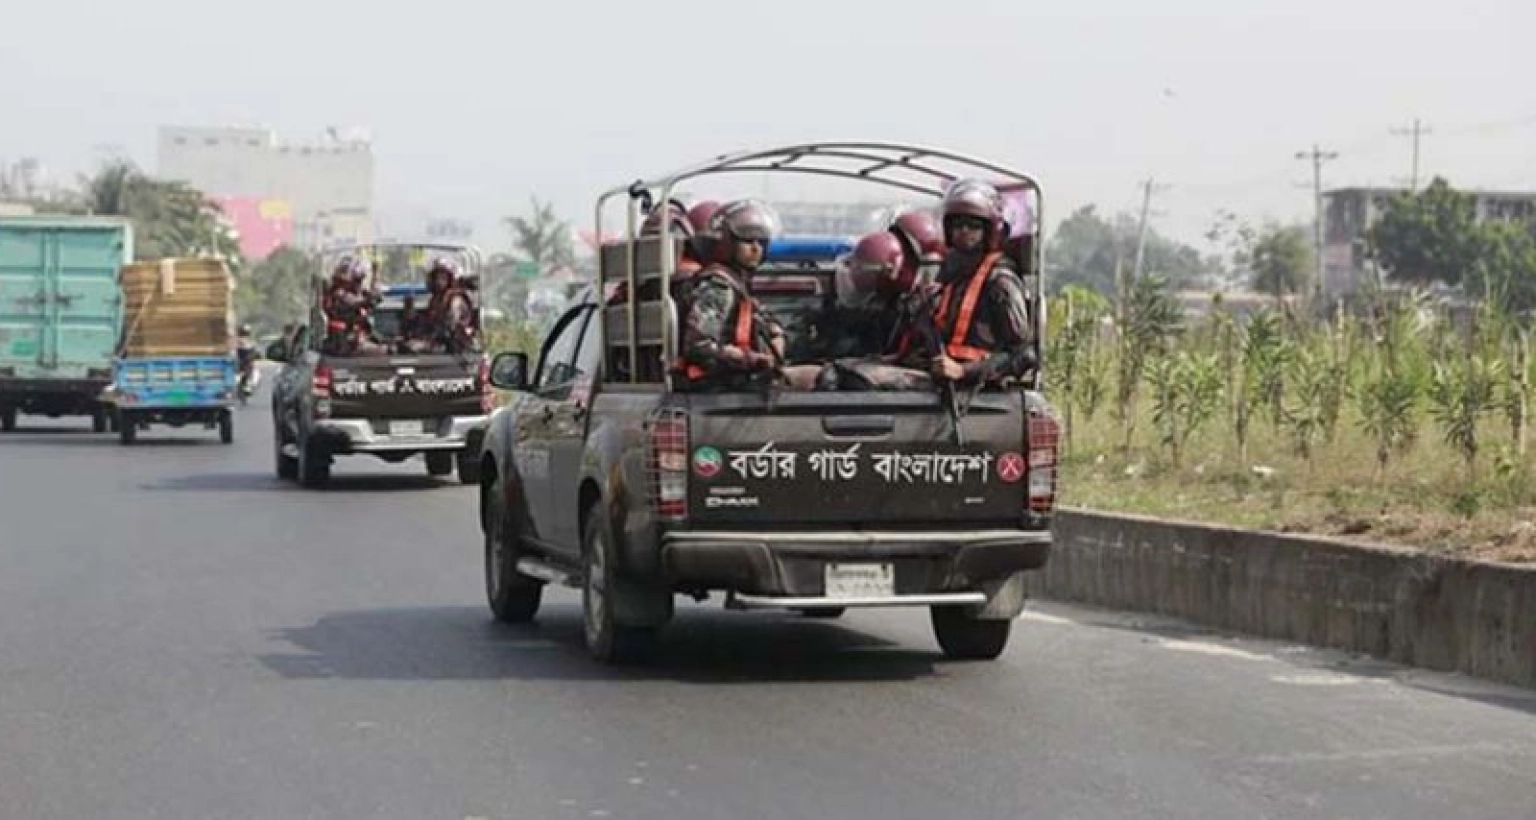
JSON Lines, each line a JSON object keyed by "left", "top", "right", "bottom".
{"left": 111, "top": 356, "right": 237, "bottom": 445}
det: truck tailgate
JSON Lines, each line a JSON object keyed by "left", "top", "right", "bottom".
{"left": 683, "top": 391, "right": 1027, "bottom": 526}
{"left": 325, "top": 354, "right": 485, "bottom": 420}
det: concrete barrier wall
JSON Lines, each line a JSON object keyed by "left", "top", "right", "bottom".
{"left": 1028, "top": 510, "right": 1536, "bottom": 689}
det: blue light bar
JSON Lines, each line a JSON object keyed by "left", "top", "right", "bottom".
{"left": 381, "top": 283, "right": 430, "bottom": 298}
{"left": 765, "top": 235, "right": 855, "bottom": 263}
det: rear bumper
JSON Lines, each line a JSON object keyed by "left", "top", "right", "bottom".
{"left": 312, "top": 415, "right": 487, "bottom": 454}
{"left": 659, "top": 528, "right": 1051, "bottom": 596}
{"left": 0, "top": 379, "right": 111, "bottom": 412}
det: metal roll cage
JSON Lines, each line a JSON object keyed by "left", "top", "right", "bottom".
{"left": 593, "top": 141, "right": 1045, "bottom": 391}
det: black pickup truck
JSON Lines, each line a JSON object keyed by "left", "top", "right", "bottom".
{"left": 269, "top": 280, "right": 492, "bottom": 487}
{"left": 479, "top": 236, "right": 1058, "bottom": 666}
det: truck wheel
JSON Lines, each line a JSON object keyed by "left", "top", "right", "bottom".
{"left": 1, "top": 408, "right": 16, "bottom": 432}
{"left": 298, "top": 432, "right": 331, "bottom": 488}
{"left": 218, "top": 411, "right": 234, "bottom": 445}
{"left": 484, "top": 474, "right": 542, "bottom": 623}
{"left": 273, "top": 423, "right": 298, "bottom": 481}
{"left": 931, "top": 606, "right": 1012, "bottom": 661}
{"left": 456, "top": 452, "right": 483, "bottom": 486}
{"left": 118, "top": 412, "right": 137, "bottom": 445}
{"left": 582, "top": 512, "right": 659, "bottom": 665}
{"left": 425, "top": 452, "right": 454, "bottom": 477}
{"left": 91, "top": 408, "right": 108, "bottom": 434}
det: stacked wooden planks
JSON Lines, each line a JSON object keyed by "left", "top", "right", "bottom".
{"left": 119, "top": 258, "right": 234, "bottom": 358}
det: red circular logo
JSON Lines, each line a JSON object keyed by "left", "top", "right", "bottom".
{"left": 997, "top": 452, "right": 1026, "bottom": 483}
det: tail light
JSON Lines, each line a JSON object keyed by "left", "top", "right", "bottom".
{"left": 646, "top": 409, "right": 689, "bottom": 522}
{"left": 1026, "top": 409, "right": 1061, "bottom": 514}
{"left": 312, "top": 364, "right": 333, "bottom": 398}
{"left": 476, "top": 356, "right": 494, "bottom": 414}
{"left": 312, "top": 364, "right": 334, "bottom": 419}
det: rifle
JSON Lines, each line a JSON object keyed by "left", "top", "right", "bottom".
{"left": 898, "top": 288, "right": 967, "bottom": 446}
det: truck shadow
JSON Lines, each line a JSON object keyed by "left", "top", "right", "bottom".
{"left": 141, "top": 472, "right": 454, "bottom": 493}
{"left": 256, "top": 605, "right": 942, "bottom": 684}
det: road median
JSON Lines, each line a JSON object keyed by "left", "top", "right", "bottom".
{"left": 1028, "top": 510, "right": 1536, "bottom": 688}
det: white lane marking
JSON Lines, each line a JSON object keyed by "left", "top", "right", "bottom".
{"left": 1019, "top": 610, "right": 1074, "bottom": 626}
{"left": 1158, "top": 639, "right": 1275, "bottom": 662}
{"left": 1256, "top": 742, "right": 1517, "bottom": 764}
{"left": 1271, "top": 673, "right": 1391, "bottom": 687}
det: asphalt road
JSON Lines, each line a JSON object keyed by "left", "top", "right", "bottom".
{"left": 2, "top": 394, "right": 1535, "bottom": 820}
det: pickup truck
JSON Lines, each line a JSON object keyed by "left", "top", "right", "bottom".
{"left": 269, "top": 254, "right": 492, "bottom": 487}
{"left": 0, "top": 216, "right": 131, "bottom": 433}
{"left": 475, "top": 142, "right": 1059, "bottom": 665}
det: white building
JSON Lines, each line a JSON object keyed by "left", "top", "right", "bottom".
{"left": 157, "top": 126, "right": 375, "bottom": 250}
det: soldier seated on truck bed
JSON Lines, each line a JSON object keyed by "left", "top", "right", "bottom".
{"left": 322, "top": 257, "right": 385, "bottom": 356}
{"left": 673, "top": 199, "right": 787, "bottom": 390}
{"left": 924, "top": 178, "right": 1037, "bottom": 386}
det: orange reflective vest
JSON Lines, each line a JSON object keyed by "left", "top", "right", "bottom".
{"left": 679, "top": 273, "right": 757, "bottom": 381}
{"left": 933, "top": 251, "right": 1003, "bottom": 363}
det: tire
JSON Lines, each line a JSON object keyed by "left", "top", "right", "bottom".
{"left": 118, "top": 411, "right": 137, "bottom": 445}
{"left": 456, "top": 452, "right": 483, "bottom": 486}
{"left": 582, "top": 510, "right": 659, "bottom": 665}
{"left": 218, "top": 411, "right": 234, "bottom": 444}
{"left": 426, "top": 451, "right": 454, "bottom": 477}
{"left": 91, "top": 408, "right": 108, "bottom": 434}
{"left": 797, "top": 607, "right": 847, "bottom": 619}
{"left": 484, "top": 473, "right": 543, "bottom": 623}
{"left": 1, "top": 407, "right": 16, "bottom": 432}
{"left": 274, "top": 419, "right": 298, "bottom": 481}
{"left": 298, "top": 431, "right": 331, "bottom": 488}
{"left": 931, "top": 606, "right": 1012, "bottom": 661}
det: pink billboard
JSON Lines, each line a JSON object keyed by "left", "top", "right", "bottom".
{"left": 215, "top": 196, "right": 294, "bottom": 259}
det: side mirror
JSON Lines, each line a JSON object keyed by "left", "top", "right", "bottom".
{"left": 489, "top": 352, "right": 529, "bottom": 391}
{"left": 265, "top": 341, "right": 289, "bottom": 363}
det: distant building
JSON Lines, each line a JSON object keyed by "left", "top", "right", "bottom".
{"left": 157, "top": 126, "right": 375, "bottom": 256}
{"left": 1322, "top": 186, "right": 1536, "bottom": 295}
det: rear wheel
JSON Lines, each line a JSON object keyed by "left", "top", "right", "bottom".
{"left": 273, "top": 420, "right": 298, "bottom": 480}
{"left": 484, "top": 473, "right": 543, "bottom": 623}
{"left": 931, "top": 606, "right": 1012, "bottom": 661}
{"left": 456, "top": 452, "right": 483, "bottom": 485}
{"left": 426, "top": 451, "right": 454, "bottom": 477}
{"left": 218, "top": 411, "right": 234, "bottom": 444}
{"left": 582, "top": 511, "right": 659, "bottom": 665}
{"left": 298, "top": 431, "right": 331, "bottom": 488}
{"left": 118, "top": 411, "right": 137, "bottom": 445}
{"left": 0, "top": 407, "right": 15, "bottom": 432}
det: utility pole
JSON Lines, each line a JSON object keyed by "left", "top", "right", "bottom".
{"left": 1390, "top": 118, "right": 1431, "bottom": 192}
{"left": 1130, "top": 178, "right": 1169, "bottom": 283}
{"left": 1296, "top": 145, "right": 1339, "bottom": 301}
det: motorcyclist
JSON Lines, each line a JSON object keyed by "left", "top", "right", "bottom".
{"left": 927, "top": 179, "right": 1036, "bottom": 385}
{"left": 675, "top": 199, "right": 786, "bottom": 389}
{"left": 234, "top": 324, "right": 258, "bottom": 396}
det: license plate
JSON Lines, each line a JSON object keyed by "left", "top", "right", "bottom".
{"left": 825, "top": 563, "right": 895, "bottom": 599}
{"left": 389, "top": 419, "right": 424, "bottom": 437}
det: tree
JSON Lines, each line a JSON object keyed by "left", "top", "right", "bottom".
{"left": 1368, "top": 178, "right": 1481, "bottom": 287}
{"left": 234, "top": 246, "right": 316, "bottom": 332}
{"left": 1467, "top": 220, "right": 1536, "bottom": 314}
{"left": 81, "top": 160, "right": 242, "bottom": 263}
{"left": 503, "top": 197, "right": 576, "bottom": 272}
{"left": 1047, "top": 205, "right": 1214, "bottom": 296}
{"left": 1248, "top": 225, "right": 1313, "bottom": 299}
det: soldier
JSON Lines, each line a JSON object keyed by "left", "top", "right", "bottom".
{"left": 674, "top": 199, "right": 786, "bottom": 389}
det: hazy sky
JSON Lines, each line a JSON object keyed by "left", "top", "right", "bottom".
{"left": 3, "top": 0, "right": 1533, "bottom": 248}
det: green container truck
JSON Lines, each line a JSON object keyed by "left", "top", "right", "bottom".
{"left": 0, "top": 216, "right": 132, "bottom": 432}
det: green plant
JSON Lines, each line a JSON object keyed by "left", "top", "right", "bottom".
{"left": 1147, "top": 351, "right": 1224, "bottom": 468}
{"left": 1428, "top": 355, "right": 1504, "bottom": 483}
